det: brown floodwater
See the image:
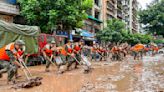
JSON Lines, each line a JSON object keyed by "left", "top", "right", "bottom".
{"left": 0, "top": 54, "right": 163, "bottom": 92}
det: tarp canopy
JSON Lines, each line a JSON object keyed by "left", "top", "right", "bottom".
{"left": 0, "top": 20, "right": 40, "bottom": 54}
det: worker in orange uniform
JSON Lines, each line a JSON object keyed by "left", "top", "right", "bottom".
{"left": 73, "top": 42, "right": 82, "bottom": 68}
{"left": 42, "top": 41, "right": 57, "bottom": 72}
{"left": 111, "top": 46, "right": 120, "bottom": 61}
{"left": 0, "top": 40, "right": 25, "bottom": 84}
{"left": 65, "top": 40, "right": 76, "bottom": 70}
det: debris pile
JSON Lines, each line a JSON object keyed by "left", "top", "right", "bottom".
{"left": 12, "top": 77, "right": 43, "bottom": 89}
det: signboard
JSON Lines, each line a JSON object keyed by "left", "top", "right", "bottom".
{"left": 55, "top": 30, "right": 68, "bottom": 37}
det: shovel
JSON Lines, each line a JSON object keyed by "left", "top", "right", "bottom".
{"left": 71, "top": 55, "right": 91, "bottom": 73}
{"left": 12, "top": 57, "right": 42, "bottom": 89}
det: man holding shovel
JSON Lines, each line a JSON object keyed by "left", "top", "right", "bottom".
{"left": 0, "top": 40, "right": 25, "bottom": 84}
{"left": 73, "top": 42, "right": 82, "bottom": 68}
{"left": 42, "top": 41, "right": 57, "bottom": 72}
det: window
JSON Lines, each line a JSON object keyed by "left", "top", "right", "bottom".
{"left": 95, "top": 28, "right": 99, "bottom": 33}
{"left": 107, "top": 14, "right": 114, "bottom": 19}
{"left": 94, "top": 0, "right": 99, "bottom": 6}
{"left": 95, "top": 11, "right": 100, "bottom": 19}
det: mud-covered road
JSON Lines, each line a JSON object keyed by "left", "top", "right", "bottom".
{"left": 0, "top": 54, "right": 163, "bottom": 92}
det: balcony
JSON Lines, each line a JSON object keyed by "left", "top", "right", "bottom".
{"left": 106, "top": 10, "right": 115, "bottom": 18}
{"left": 107, "top": 2, "right": 115, "bottom": 11}
{"left": 110, "top": 0, "right": 116, "bottom": 5}
{"left": 117, "top": 10, "right": 123, "bottom": 19}
{"left": 117, "top": 5, "right": 122, "bottom": 10}
{"left": 0, "top": 1, "right": 19, "bottom": 15}
{"left": 117, "top": 14, "right": 123, "bottom": 19}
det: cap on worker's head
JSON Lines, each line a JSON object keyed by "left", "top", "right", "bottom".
{"left": 51, "top": 41, "right": 56, "bottom": 44}
{"left": 15, "top": 40, "right": 25, "bottom": 45}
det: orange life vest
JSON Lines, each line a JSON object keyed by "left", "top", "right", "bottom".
{"left": 74, "top": 45, "right": 81, "bottom": 52}
{"left": 43, "top": 44, "right": 54, "bottom": 56}
{"left": 92, "top": 47, "right": 96, "bottom": 52}
{"left": 68, "top": 48, "right": 73, "bottom": 54}
{"left": 144, "top": 47, "right": 149, "bottom": 51}
{"left": 111, "top": 47, "right": 119, "bottom": 53}
{"left": 66, "top": 45, "right": 73, "bottom": 54}
{"left": 60, "top": 48, "right": 67, "bottom": 56}
{"left": 0, "top": 43, "right": 17, "bottom": 61}
{"left": 153, "top": 47, "right": 159, "bottom": 51}
{"left": 44, "top": 49, "right": 53, "bottom": 56}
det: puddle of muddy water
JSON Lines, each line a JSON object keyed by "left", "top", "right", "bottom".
{"left": 131, "top": 55, "right": 164, "bottom": 92}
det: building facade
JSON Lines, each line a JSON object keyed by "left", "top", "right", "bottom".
{"left": 128, "top": 0, "right": 139, "bottom": 33}
{"left": 84, "top": 0, "right": 103, "bottom": 35}
{"left": 102, "top": 0, "right": 139, "bottom": 33}
{"left": 0, "top": 0, "right": 19, "bottom": 23}
{"left": 122, "top": 0, "right": 139, "bottom": 33}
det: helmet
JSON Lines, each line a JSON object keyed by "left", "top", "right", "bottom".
{"left": 51, "top": 41, "right": 56, "bottom": 44}
{"left": 15, "top": 40, "right": 25, "bottom": 45}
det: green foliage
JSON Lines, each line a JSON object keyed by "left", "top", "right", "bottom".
{"left": 153, "top": 39, "right": 164, "bottom": 44}
{"left": 18, "top": 0, "right": 93, "bottom": 33}
{"left": 96, "top": 19, "right": 125, "bottom": 42}
{"left": 97, "top": 19, "right": 153, "bottom": 45}
{"left": 139, "top": 0, "right": 164, "bottom": 36}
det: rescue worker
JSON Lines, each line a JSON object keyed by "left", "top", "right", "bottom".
{"left": 73, "top": 42, "right": 82, "bottom": 68}
{"left": 152, "top": 45, "right": 159, "bottom": 56}
{"left": 111, "top": 45, "right": 121, "bottom": 61}
{"left": 42, "top": 41, "right": 57, "bottom": 72}
{"left": 91, "top": 44, "right": 97, "bottom": 61}
{"left": 131, "top": 43, "right": 144, "bottom": 60}
{"left": 143, "top": 45, "right": 149, "bottom": 56}
{"left": 98, "top": 46, "right": 105, "bottom": 61}
{"left": 65, "top": 40, "right": 76, "bottom": 70}
{"left": 55, "top": 45, "right": 68, "bottom": 74}
{"left": 0, "top": 40, "right": 25, "bottom": 84}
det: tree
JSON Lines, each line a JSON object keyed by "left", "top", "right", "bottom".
{"left": 139, "top": 0, "right": 164, "bottom": 36}
{"left": 17, "top": 0, "right": 93, "bottom": 33}
{"left": 97, "top": 18, "right": 153, "bottom": 45}
{"left": 96, "top": 18, "right": 126, "bottom": 43}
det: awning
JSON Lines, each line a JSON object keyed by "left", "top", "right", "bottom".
{"left": 88, "top": 16, "right": 102, "bottom": 23}
{"left": 80, "top": 30, "right": 94, "bottom": 37}
{"left": 83, "top": 37, "right": 97, "bottom": 41}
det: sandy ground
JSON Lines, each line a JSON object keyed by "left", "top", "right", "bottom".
{"left": 0, "top": 54, "right": 163, "bottom": 92}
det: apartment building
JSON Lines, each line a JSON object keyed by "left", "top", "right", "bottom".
{"left": 84, "top": 0, "right": 103, "bottom": 34}
{"left": 117, "top": 0, "right": 124, "bottom": 20}
{"left": 102, "top": 0, "right": 139, "bottom": 33}
{"left": 0, "top": 0, "right": 19, "bottom": 23}
{"left": 122, "top": 0, "right": 139, "bottom": 33}
{"left": 102, "top": 0, "right": 117, "bottom": 27}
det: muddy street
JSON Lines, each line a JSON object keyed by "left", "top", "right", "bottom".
{"left": 0, "top": 55, "right": 163, "bottom": 92}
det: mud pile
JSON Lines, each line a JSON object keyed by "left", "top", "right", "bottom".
{"left": 12, "top": 77, "right": 43, "bottom": 89}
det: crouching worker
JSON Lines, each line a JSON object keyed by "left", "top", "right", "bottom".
{"left": 42, "top": 41, "right": 57, "bottom": 72}
{"left": 0, "top": 40, "right": 25, "bottom": 84}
